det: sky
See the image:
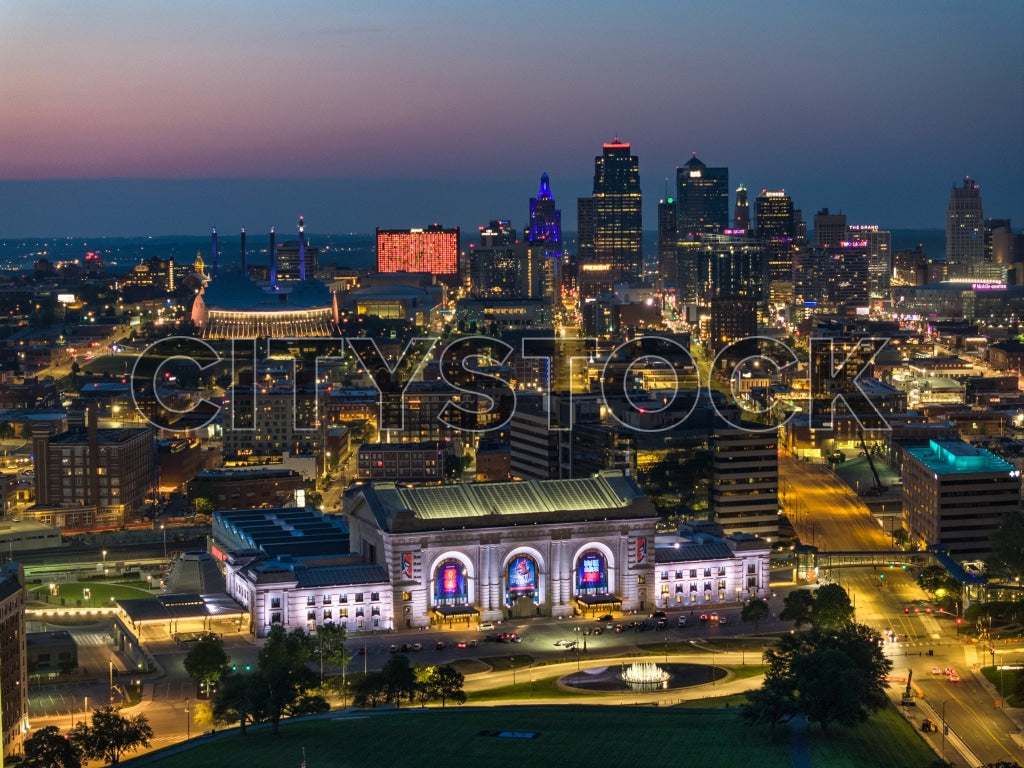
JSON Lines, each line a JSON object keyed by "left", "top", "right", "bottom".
{"left": 1, "top": 0, "right": 1022, "bottom": 237}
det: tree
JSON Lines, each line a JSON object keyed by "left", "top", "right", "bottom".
{"left": 810, "top": 583, "right": 855, "bottom": 631}
{"left": 19, "top": 725, "right": 82, "bottom": 768}
{"left": 990, "top": 509, "right": 1024, "bottom": 581}
{"left": 918, "top": 564, "right": 949, "bottom": 594}
{"left": 740, "top": 623, "right": 892, "bottom": 736}
{"left": 382, "top": 653, "right": 416, "bottom": 708}
{"left": 70, "top": 705, "right": 153, "bottom": 766}
{"left": 425, "top": 664, "right": 466, "bottom": 708}
{"left": 741, "top": 598, "right": 771, "bottom": 635}
{"left": 316, "top": 622, "right": 351, "bottom": 693}
{"left": 183, "top": 633, "right": 229, "bottom": 695}
{"left": 256, "top": 625, "right": 319, "bottom": 733}
{"left": 352, "top": 671, "right": 387, "bottom": 708}
{"left": 211, "top": 670, "right": 264, "bottom": 735}
{"left": 780, "top": 588, "right": 815, "bottom": 628}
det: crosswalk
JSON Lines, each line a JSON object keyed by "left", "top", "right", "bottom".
{"left": 72, "top": 632, "right": 110, "bottom": 646}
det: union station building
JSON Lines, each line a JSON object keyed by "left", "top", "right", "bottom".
{"left": 214, "top": 472, "right": 771, "bottom": 637}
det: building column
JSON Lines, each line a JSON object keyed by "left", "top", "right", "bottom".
{"left": 488, "top": 546, "right": 500, "bottom": 611}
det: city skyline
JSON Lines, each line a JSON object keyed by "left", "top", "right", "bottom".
{"left": 1, "top": 1, "right": 1022, "bottom": 237}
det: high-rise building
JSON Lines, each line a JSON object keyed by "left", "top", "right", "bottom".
{"left": 902, "top": 439, "right": 1019, "bottom": 559}
{"left": 0, "top": 562, "right": 28, "bottom": 762}
{"left": 711, "top": 425, "right": 779, "bottom": 538}
{"left": 275, "top": 216, "right": 319, "bottom": 282}
{"left": 756, "top": 190, "right": 797, "bottom": 284}
{"left": 588, "top": 138, "right": 643, "bottom": 285}
{"left": 813, "top": 208, "right": 847, "bottom": 248}
{"left": 467, "top": 220, "right": 540, "bottom": 299}
{"left": 376, "top": 225, "right": 460, "bottom": 280}
{"left": 526, "top": 174, "right": 563, "bottom": 303}
{"left": 945, "top": 176, "right": 984, "bottom": 279}
{"left": 657, "top": 196, "right": 678, "bottom": 287}
{"left": 733, "top": 185, "right": 750, "bottom": 231}
{"left": 848, "top": 225, "right": 892, "bottom": 299}
{"left": 676, "top": 154, "right": 729, "bottom": 239}
{"left": 31, "top": 409, "right": 156, "bottom": 530}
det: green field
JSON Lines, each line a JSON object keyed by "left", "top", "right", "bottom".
{"left": 28, "top": 580, "right": 157, "bottom": 610}
{"left": 124, "top": 704, "right": 936, "bottom": 768}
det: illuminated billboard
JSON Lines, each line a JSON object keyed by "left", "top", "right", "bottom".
{"left": 507, "top": 555, "right": 537, "bottom": 594}
{"left": 434, "top": 559, "right": 467, "bottom": 602}
{"left": 576, "top": 550, "right": 608, "bottom": 592}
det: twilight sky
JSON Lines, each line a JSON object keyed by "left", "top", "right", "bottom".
{"left": 1, "top": 0, "right": 1022, "bottom": 237}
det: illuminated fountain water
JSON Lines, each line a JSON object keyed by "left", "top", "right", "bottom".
{"left": 620, "top": 661, "right": 670, "bottom": 691}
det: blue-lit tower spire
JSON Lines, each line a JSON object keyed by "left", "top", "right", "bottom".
{"left": 210, "top": 227, "right": 218, "bottom": 277}
{"left": 298, "top": 215, "right": 306, "bottom": 281}
{"left": 269, "top": 226, "right": 277, "bottom": 287}
{"left": 527, "top": 173, "right": 561, "bottom": 247}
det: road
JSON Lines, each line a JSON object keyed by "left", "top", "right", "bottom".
{"left": 780, "top": 453, "right": 892, "bottom": 552}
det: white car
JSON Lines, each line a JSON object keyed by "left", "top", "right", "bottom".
{"left": 478, "top": 622, "right": 495, "bottom": 632}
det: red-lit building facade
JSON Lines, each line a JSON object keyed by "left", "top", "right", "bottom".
{"left": 376, "top": 225, "right": 460, "bottom": 283}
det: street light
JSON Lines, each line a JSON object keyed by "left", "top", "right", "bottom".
{"left": 102, "top": 550, "right": 107, "bottom": 571}
{"left": 109, "top": 660, "right": 114, "bottom": 702}
{"left": 185, "top": 698, "right": 191, "bottom": 739}
{"left": 161, "top": 525, "right": 166, "bottom": 561}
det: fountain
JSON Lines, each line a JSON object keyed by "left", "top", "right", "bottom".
{"left": 620, "top": 661, "right": 670, "bottom": 691}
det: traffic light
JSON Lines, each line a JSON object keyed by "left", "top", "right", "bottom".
{"left": 245, "top": 665, "right": 251, "bottom": 671}
{"left": 231, "top": 665, "right": 237, "bottom": 672}
{"left": 901, "top": 564, "right": 907, "bottom": 570}
{"left": 879, "top": 573, "right": 885, "bottom": 580}
{"left": 956, "top": 617, "right": 963, "bottom": 626}
{"left": 889, "top": 564, "right": 895, "bottom": 569}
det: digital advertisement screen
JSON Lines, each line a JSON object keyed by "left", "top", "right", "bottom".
{"left": 577, "top": 550, "right": 607, "bottom": 591}
{"left": 435, "top": 560, "right": 466, "bottom": 600}
{"left": 507, "top": 556, "right": 536, "bottom": 593}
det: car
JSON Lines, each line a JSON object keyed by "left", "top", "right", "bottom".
{"left": 677, "top": 616, "right": 688, "bottom": 627}
{"left": 467, "top": 639, "right": 478, "bottom": 648}
{"left": 410, "top": 643, "right": 423, "bottom": 652}
{"left": 650, "top": 610, "right": 667, "bottom": 619}
{"left": 921, "top": 718, "right": 938, "bottom": 733}
{"left": 699, "top": 613, "right": 710, "bottom": 622}
{"left": 456, "top": 640, "right": 468, "bottom": 649}
{"left": 598, "top": 614, "right": 614, "bottom": 622}
{"left": 656, "top": 618, "right": 667, "bottom": 629}
{"left": 718, "top": 616, "right": 727, "bottom": 625}
{"left": 930, "top": 667, "right": 943, "bottom": 675}
{"left": 710, "top": 612, "right": 720, "bottom": 622}
{"left": 478, "top": 622, "right": 495, "bottom": 631}
{"left": 948, "top": 673, "right": 960, "bottom": 682}
{"left": 435, "top": 641, "right": 446, "bottom": 651}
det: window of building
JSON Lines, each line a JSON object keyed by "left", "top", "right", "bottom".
{"left": 675, "top": 570, "right": 683, "bottom": 579}
{"left": 370, "top": 592, "right": 379, "bottom": 601}
{"left": 717, "top": 567, "right": 726, "bottom": 576}
{"left": 271, "top": 597, "right": 281, "bottom": 609}
{"left": 306, "top": 596, "right": 316, "bottom": 606}
{"left": 747, "top": 564, "right": 756, "bottom": 574}
{"left": 271, "top": 613, "right": 281, "bottom": 625}
{"left": 371, "top": 606, "right": 380, "bottom": 616}
{"left": 402, "top": 591, "right": 412, "bottom": 601}
{"left": 660, "top": 571, "right": 668, "bottom": 581}
{"left": 307, "top": 610, "right": 316, "bottom": 622}
{"left": 637, "top": 575, "right": 645, "bottom": 585}
{"left": 355, "top": 607, "right": 364, "bottom": 617}
{"left": 323, "top": 595, "right": 331, "bottom": 605}
{"left": 355, "top": 593, "right": 364, "bottom": 603}
{"left": 703, "top": 568, "right": 711, "bottom": 578}
{"left": 340, "top": 608, "right": 348, "bottom": 619}
{"left": 340, "top": 594, "right": 347, "bottom": 604}
{"left": 747, "top": 576, "right": 757, "bottom": 588}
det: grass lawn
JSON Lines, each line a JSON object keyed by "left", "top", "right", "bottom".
{"left": 981, "top": 665, "right": 1023, "bottom": 706}
{"left": 125, "top": 704, "right": 935, "bottom": 768}
{"left": 28, "top": 580, "right": 156, "bottom": 610}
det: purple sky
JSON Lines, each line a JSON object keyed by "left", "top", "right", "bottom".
{"left": 1, "top": 1, "right": 1022, "bottom": 236}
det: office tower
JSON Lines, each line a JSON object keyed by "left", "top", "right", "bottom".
{"left": 813, "top": 208, "right": 847, "bottom": 248}
{"left": 526, "top": 173, "right": 563, "bottom": 302}
{"left": 676, "top": 154, "right": 729, "bottom": 239}
{"left": 756, "top": 189, "right": 797, "bottom": 284}
{"left": 589, "top": 138, "right": 643, "bottom": 284}
{"left": 711, "top": 425, "right": 779, "bottom": 537}
{"left": 657, "top": 196, "right": 678, "bottom": 286}
{"left": 275, "top": 216, "right": 319, "bottom": 282}
{"left": 985, "top": 218, "right": 1013, "bottom": 266}
{"left": 848, "top": 225, "right": 892, "bottom": 299}
{"left": 376, "top": 225, "right": 461, "bottom": 280}
{"left": 945, "top": 176, "right": 984, "bottom": 279}
{"left": 572, "top": 196, "right": 596, "bottom": 290}
{"left": 31, "top": 408, "right": 156, "bottom": 530}
{"left": 467, "top": 220, "right": 532, "bottom": 298}
{"left": 903, "top": 439, "right": 1018, "bottom": 559}
{"left": 733, "top": 185, "right": 750, "bottom": 231}
{"left": 0, "top": 562, "right": 28, "bottom": 762}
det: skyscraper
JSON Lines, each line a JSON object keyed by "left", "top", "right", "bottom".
{"left": 589, "top": 138, "right": 643, "bottom": 285}
{"left": 675, "top": 154, "right": 729, "bottom": 239}
{"left": 657, "top": 196, "right": 678, "bottom": 287}
{"left": 813, "top": 208, "right": 847, "bottom": 248}
{"left": 526, "top": 173, "right": 563, "bottom": 303}
{"left": 945, "top": 176, "right": 985, "bottom": 279}
{"left": 756, "top": 189, "right": 796, "bottom": 284}
{"left": 733, "top": 185, "right": 750, "bottom": 231}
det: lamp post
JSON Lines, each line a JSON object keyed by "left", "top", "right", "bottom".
{"left": 711, "top": 650, "right": 717, "bottom": 686}
{"left": 941, "top": 698, "right": 949, "bottom": 760}
{"left": 109, "top": 660, "right": 114, "bottom": 702}
{"left": 102, "top": 549, "right": 107, "bottom": 573}
{"left": 161, "top": 525, "right": 166, "bottom": 561}
{"left": 185, "top": 697, "right": 191, "bottom": 740}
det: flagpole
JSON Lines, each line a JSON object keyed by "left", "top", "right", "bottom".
{"left": 301, "top": 746, "right": 307, "bottom": 768}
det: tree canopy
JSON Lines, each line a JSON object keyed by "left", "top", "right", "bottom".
{"left": 740, "top": 598, "right": 771, "bottom": 634}
{"left": 69, "top": 705, "right": 153, "bottom": 766}
{"left": 183, "top": 633, "right": 230, "bottom": 692}
{"left": 740, "top": 622, "right": 892, "bottom": 735}
{"left": 780, "top": 584, "right": 854, "bottom": 631}
{"left": 19, "top": 725, "right": 82, "bottom": 768}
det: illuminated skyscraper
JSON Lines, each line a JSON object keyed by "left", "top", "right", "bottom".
{"left": 756, "top": 189, "right": 796, "bottom": 284}
{"left": 589, "top": 138, "right": 643, "bottom": 284}
{"left": 675, "top": 154, "right": 729, "bottom": 239}
{"left": 733, "top": 185, "right": 750, "bottom": 231}
{"left": 813, "top": 208, "right": 846, "bottom": 248}
{"left": 945, "top": 176, "right": 986, "bottom": 280}
{"left": 526, "top": 173, "right": 563, "bottom": 302}
{"left": 376, "top": 224, "right": 460, "bottom": 281}
{"left": 657, "top": 196, "right": 678, "bottom": 286}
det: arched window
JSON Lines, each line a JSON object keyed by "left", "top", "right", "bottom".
{"left": 506, "top": 555, "right": 539, "bottom": 606}
{"left": 434, "top": 559, "right": 468, "bottom": 605}
{"left": 576, "top": 550, "right": 608, "bottom": 594}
